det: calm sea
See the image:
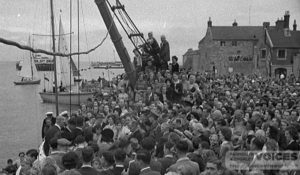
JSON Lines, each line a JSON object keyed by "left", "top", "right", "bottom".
{"left": 0, "top": 61, "right": 124, "bottom": 167}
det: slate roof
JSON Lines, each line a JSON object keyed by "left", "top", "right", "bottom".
{"left": 210, "top": 26, "right": 264, "bottom": 40}
{"left": 268, "top": 29, "right": 300, "bottom": 48}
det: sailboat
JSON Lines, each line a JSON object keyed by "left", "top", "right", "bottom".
{"left": 14, "top": 37, "right": 41, "bottom": 85}
{"left": 39, "top": 18, "right": 93, "bottom": 105}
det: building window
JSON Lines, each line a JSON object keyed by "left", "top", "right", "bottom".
{"left": 220, "top": 41, "right": 225, "bottom": 46}
{"left": 261, "top": 49, "right": 266, "bottom": 59}
{"left": 277, "top": 49, "right": 286, "bottom": 59}
{"left": 232, "top": 41, "right": 237, "bottom": 46}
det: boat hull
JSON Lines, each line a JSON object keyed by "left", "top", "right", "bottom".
{"left": 39, "top": 91, "right": 94, "bottom": 105}
{"left": 14, "top": 79, "right": 41, "bottom": 85}
{"left": 92, "top": 66, "right": 124, "bottom": 69}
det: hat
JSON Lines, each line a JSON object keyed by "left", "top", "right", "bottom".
{"left": 57, "top": 138, "right": 71, "bottom": 146}
{"left": 46, "top": 112, "right": 53, "bottom": 116}
{"left": 60, "top": 111, "right": 68, "bottom": 117}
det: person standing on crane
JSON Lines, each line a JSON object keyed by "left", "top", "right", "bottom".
{"left": 159, "top": 35, "right": 170, "bottom": 70}
{"left": 147, "top": 32, "right": 160, "bottom": 70}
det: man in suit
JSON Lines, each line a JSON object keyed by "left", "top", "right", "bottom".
{"left": 145, "top": 86, "right": 154, "bottom": 106}
{"left": 158, "top": 142, "right": 176, "bottom": 175}
{"left": 113, "top": 149, "right": 126, "bottom": 175}
{"left": 77, "top": 147, "right": 100, "bottom": 175}
{"left": 136, "top": 149, "right": 160, "bottom": 175}
{"left": 44, "top": 116, "right": 65, "bottom": 156}
{"left": 41, "top": 112, "right": 56, "bottom": 139}
{"left": 61, "top": 117, "right": 76, "bottom": 142}
{"left": 159, "top": 35, "right": 170, "bottom": 70}
{"left": 167, "top": 140, "right": 200, "bottom": 175}
{"left": 128, "top": 137, "right": 161, "bottom": 175}
{"left": 285, "top": 126, "right": 300, "bottom": 151}
{"left": 172, "top": 73, "right": 183, "bottom": 103}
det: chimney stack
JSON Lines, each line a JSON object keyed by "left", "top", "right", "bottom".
{"left": 293, "top": 20, "right": 297, "bottom": 31}
{"left": 263, "top": 22, "right": 270, "bottom": 29}
{"left": 232, "top": 19, "right": 238, "bottom": 27}
{"left": 284, "top": 11, "right": 290, "bottom": 29}
{"left": 208, "top": 17, "right": 212, "bottom": 27}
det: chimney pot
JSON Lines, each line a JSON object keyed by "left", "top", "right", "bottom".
{"left": 208, "top": 17, "right": 212, "bottom": 27}
{"left": 293, "top": 20, "right": 297, "bottom": 31}
{"left": 284, "top": 10, "right": 290, "bottom": 29}
{"left": 232, "top": 19, "right": 238, "bottom": 27}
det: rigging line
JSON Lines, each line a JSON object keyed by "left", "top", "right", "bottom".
{"left": 117, "top": 9, "right": 135, "bottom": 33}
{"left": 106, "top": 0, "right": 139, "bottom": 51}
{"left": 80, "top": 0, "right": 91, "bottom": 61}
{"left": 32, "top": 32, "right": 74, "bottom": 37}
{"left": 0, "top": 18, "right": 114, "bottom": 57}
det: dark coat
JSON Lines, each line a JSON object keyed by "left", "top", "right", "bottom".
{"left": 172, "top": 82, "right": 183, "bottom": 103}
{"left": 128, "top": 159, "right": 161, "bottom": 175}
{"left": 160, "top": 41, "right": 170, "bottom": 62}
{"left": 112, "top": 165, "right": 125, "bottom": 175}
{"left": 41, "top": 117, "right": 56, "bottom": 138}
{"left": 61, "top": 126, "right": 75, "bottom": 142}
{"left": 158, "top": 156, "right": 176, "bottom": 175}
{"left": 77, "top": 166, "right": 100, "bottom": 175}
{"left": 171, "top": 63, "right": 179, "bottom": 73}
{"left": 43, "top": 125, "right": 61, "bottom": 156}
{"left": 286, "top": 140, "right": 300, "bottom": 151}
{"left": 139, "top": 168, "right": 160, "bottom": 175}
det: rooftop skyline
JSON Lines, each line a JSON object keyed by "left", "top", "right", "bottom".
{"left": 0, "top": 0, "right": 299, "bottom": 64}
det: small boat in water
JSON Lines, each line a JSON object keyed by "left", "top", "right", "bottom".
{"left": 14, "top": 37, "right": 41, "bottom": 85}
{"left": 39, "top": 18, "right": 93, "bottom": 105}
{"left": 39, "top": 91, "right": 94, "bottom": 105}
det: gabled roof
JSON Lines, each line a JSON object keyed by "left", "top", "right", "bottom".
{"left": 183, "top": 49, "right": 200, "bottom": 56}
{"left": 267, "top": 29, "right": 300, "bottom": 48}
{"left": 210, "top": 26, "right": 264, "bottom": 40}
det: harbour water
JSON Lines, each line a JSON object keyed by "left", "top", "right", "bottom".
{"left": 0, "top": 61, "right": 124, "bottom": 167}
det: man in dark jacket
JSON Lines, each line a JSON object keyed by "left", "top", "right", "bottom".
{"left": 44, "top": 116, "right": 65, "bottom": 156}
{"left": 158, "top": 142, "right": 176, "bottom": 175}
{"left": 136, "top": 149, "right": 160, "bottom": 175}
{"left": 42, "top": 112, "right": 56, "bottom": 139}
{"left": 77, "top": 147, "right": 100, "bottom": 175}
{"left": 128, "top": 137, "right": 161, "bottom": 175}
{"left": 159, "top": 35, "right": 170, "bottom": 70}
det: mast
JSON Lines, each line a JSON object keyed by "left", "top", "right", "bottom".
{"left": 95, "top": 0, "right": 136, "bottom": 87}
{"left": 69, "top": 0, "right": 72, "bottom": 112}
{"left": 29, "top": 36, "right": 34, "bottom": 79}
{"left": 77, "top": 0, "right": 80, "bottom": 105}
{"left": 30, "top": 52, "right": 33, "bottom": 79}
{"left": 50, "top": 0, "right": 59, "bottom": 116}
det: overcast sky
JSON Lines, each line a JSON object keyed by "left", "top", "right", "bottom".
{"left": 0, "top": 0, "right": 300, "bottom": 64}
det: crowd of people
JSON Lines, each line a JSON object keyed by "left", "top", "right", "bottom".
{"left": 2, "top": 32, "right": 300, "bottom": 175}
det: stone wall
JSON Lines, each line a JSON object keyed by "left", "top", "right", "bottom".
{"left": 198, "top": 36, "right": 257, "bottom": 75}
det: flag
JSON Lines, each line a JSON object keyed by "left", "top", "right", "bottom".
{"left": 44, "top": 77, "right": 49, "bottom": 81}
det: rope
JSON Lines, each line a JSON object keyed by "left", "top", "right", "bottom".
{"left": 0, "top": 17, "right": 114, "bottom": 58}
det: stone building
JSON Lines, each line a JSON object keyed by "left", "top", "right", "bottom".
{"left": 183, "top": 18, "right": 267, "bottom": 75}
{"left": 183, "top": 12, "right": 300, "bottom": 77}
{"left": 265, "top": 11, "right": 300, "bottom": 78}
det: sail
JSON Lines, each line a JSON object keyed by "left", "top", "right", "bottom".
{"left": 19, "top": 37, "right": 34, "bottom": 79}
{"left": 31, "top": 54, "right": 39, "bottom": 80}
{"left": 57, "top": 18, "right": 74, "bottom": 87}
